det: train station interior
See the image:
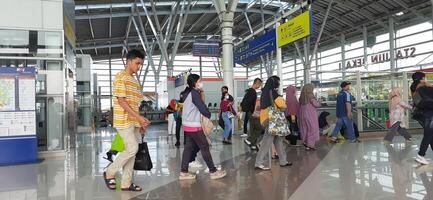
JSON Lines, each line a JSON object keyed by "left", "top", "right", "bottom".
{"left": 1, "top": 0, "right": 433, "bottom": 199}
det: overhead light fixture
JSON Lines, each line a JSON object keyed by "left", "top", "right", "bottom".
{"left": 395, "top": 12, "right": 404, "bottom": 16}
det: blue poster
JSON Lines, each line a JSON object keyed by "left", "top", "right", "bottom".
{"left": 0, "top": 67, "right": 37, "bottom": 165}
{"left": 234, "top": 29, "right": 276, "bottom": 64}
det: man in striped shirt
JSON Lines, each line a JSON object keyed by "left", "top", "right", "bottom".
{"left": 104, "top": 49, "right": 150, "bottom": 192}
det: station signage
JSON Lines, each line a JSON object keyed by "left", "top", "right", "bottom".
{"left": 277, "top": 9, "right": 313, "bottom": 48}
{"left": 339, "top": 47, "right": 417, "bottom": 69}
{"left": 234, "top": 29, "right": 276, "bottom": 64}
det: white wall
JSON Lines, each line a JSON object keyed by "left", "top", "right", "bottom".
{"left": 0, "top": 0, "right": 63, "bottom": 31}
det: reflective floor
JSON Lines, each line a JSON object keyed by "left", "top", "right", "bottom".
{"left": 1, "top": 124, "right": 433, "bottom": 200}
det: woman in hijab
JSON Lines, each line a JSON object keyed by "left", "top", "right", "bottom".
{"left": 254, "top": 76, "right": 292, "bottom": 170}
{"left": 298, "top": 84, "right": 321, "bottom": 150}
{"left": 285, "top": 85, "right": 300, "bottom": 146}
{"left": 383, "top": 87, "right": 412, "bottom": 142}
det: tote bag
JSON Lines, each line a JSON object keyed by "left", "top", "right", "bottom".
{"left": 268, "top": 91, "right": 291, "bottom": 137}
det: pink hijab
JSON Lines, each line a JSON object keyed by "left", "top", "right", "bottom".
{"left": 285, "top": 85, "right": 300, "bottom": 116}
{"left": 389, "top": 88, "right": 401, "bottom": 112}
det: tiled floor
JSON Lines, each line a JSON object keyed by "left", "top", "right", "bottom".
{"left": 1, "top": 124, "right": 433, "bottom": 200}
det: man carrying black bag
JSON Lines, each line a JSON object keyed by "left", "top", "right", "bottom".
{"left": 103, "top": 50, "right": 151, "bottom": 192}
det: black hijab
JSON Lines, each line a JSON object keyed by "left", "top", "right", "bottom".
{"left": 260, "top": 76, "right": 280, "bottom": 109}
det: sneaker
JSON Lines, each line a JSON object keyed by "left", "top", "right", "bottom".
{"left": 255, "top": 165, "right": 270, "bottom": 170}
{"left": 244, "top": 139, "right": 252, "bottom": 146}
{"left": 189, "top": 161, "right": 203, "bottom": 168}
{"left": 250, "top": 145, "right": 258, "bottom": 151}
{"left": 204, "top": 165, "right": 222, "bottom": 173}
{"left": 280, "top": 162, "right": 293, "bottom": 167}
{"left": 329, "top": 137, "right": 338, "bottom": 143}
{"left": 222, "top": 140, "right": 232, "bottom": 145}
{"left": 416, "top": 155, "right": 430, "bottom": 165}
{"left": 240, "top": 133, "right": 248, "bottom": 138}
{"left": 210, "top": 169, "right": 227, "bottom": 180}
{"left": 350, "top": 139, "right": 361, "bottom": 143}
{"left": 179, "top": 172, "right": 196, "bottom": 180}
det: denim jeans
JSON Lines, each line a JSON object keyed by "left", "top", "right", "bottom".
{"left": 331, "top": 116, "right": 355, "bottom": 140}
{"left": 222, "top": 112, "right": 232, "bottom": 140}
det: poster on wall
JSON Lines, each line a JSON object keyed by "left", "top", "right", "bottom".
{"left": 0, "top": 67, "right": 37, "bottom": 165}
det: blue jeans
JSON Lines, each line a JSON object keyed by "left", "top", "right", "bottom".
{"left": 331, "top": 116, "right": 355, "bottom": 140}
{"left": 222, "top": 112, "right": 232, "bottom": 140}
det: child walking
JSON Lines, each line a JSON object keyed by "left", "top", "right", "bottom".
{"left": 384, "top": 87, "right": 413, "bottom": 142}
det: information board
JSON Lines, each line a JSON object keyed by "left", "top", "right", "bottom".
{"left": 234, "top": 29, "right": 276, "bottom": 64}
{"left": 193, "top": 43, "right": 220, "bottom": 57}
{"left": 277, "top": 9, "right": 313, "bottom": 47}
{"left": 0, "top": 67, "right": 37, "bottom": 165}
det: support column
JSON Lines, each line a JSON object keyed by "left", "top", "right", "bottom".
{"left": 199, "top": 56, "right": 203, "bottom": 77}
{"left": 221, "top": 16, "right": 234, "bottom": 93}
{"left": 303, "top": 38, "right": 311, "bottom": 84}
{"left": 260, "top": 62, "right": 263, "bottom": 79}
{"left": 389, "top": 17, "right": 396, "bottom": 72}
{"left": 276, "top": 21, "right": 283, "bottom": 94}
{"left": 431, "top": 0, "right": 433, "bottom": 39}
{"left": 363, "top": 26, "right": 368, "bottom": 71}
{"left": 294, "top": 51, "right": 297, "bottom": 87}
{"left": 341, "top": 34, "right": 346, "bottom": 79}
{"left": 315, "top": 51, "right": 319, "bottom": 80}
{"left": 402, "top": 71, "right": 410, "bottom": 128}
{"left": 109, "top": 56, "right": 112, "bottom": 111}
{"left": 356, "top": 71, "right": 363, "bottom": 132}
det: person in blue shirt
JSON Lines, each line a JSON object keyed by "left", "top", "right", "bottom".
{"left": 329, "top": 82, "right": 361, "bottom": 143}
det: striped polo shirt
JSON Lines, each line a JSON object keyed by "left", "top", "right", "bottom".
{"left": 112, "top": 70, "right": 143, "bottom": 129}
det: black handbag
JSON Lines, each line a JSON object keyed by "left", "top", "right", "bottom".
{"left": 134, "top": 136, "right": 153, "bottom": 171}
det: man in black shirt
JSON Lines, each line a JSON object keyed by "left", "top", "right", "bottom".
{"left": 241, "top": 78, "right": 262, "bottom": 147}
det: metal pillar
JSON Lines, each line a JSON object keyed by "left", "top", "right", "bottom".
{"left": 303, "top": 38, "right": 310, "bottom": 84}
{"left": 260, "top": 62, "right": 263, "bottom": 79}
{"left": 199, "top": 56, "right": 203, "bottom": 77}
{"left": 276, "top": 22, "right": 283, "bottom": 94}
{"left": 431, "top": 0, "right": 433, "bottom": 39}
{"left": 356, "top": 71, "right": 363, "bottom": 132}
{"left": 109, "top": 56, "right": 112, "bottom": 125}
{"left": 363, "top": 26, "right": 368, "bottom": 71}
{"left": 222, "top": 23, "right": 234, "bottom": 93}
{"left": 402, "top": 71, "right": 410, "bottom": 128}
{"left": 216, "top": 0, "right": 239, "bottom": 94}
{"left": 389, "top": 17, "right": 396, "bottom": 72}
{"left": 294, "top": 51, "right": 297, "bottom": 87}
{"left": 315, "top": 51, "right": 319, "bottom": 80}
{"left": 341, "top": 34, "right": 346, "bottom": 79}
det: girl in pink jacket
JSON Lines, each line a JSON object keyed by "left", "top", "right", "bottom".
{"left": 384, "top": 88, "right": 413, "bottom": 142}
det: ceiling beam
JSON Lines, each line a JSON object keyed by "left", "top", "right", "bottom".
{"left": 75, "top": 8, "right": 276, "bottom": 19}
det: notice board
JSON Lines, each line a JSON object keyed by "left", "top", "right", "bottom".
{"left": 277, "top": 10, "right": 313, "bottom": 47}
{"left": 0, "top": 67, "right": 37, "bottom": 165}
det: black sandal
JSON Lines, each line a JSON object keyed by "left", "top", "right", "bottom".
{"left": 103, "top": 172, "right": 116, "bottom": 190}
{"left": 121, "top": 183, "right": 142, "bottom": 192}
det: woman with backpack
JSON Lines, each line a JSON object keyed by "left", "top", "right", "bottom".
{"left": 178, "top": 74, "right": 226, "bottom": 180}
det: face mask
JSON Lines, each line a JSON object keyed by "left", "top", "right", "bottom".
{"left": 196, "top": 82, "right": 203, "bottom": 89}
